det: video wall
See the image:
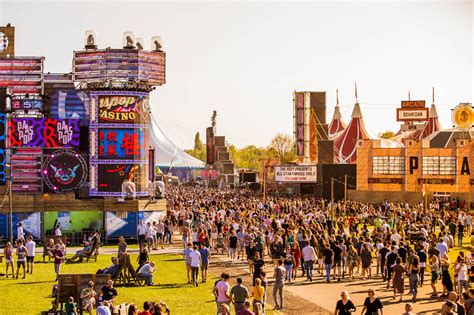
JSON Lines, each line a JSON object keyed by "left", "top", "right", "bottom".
{"left": 89, "top": 91, "right": 150, "bottom": 196}
{"left": 44, "top": 211, "right": 103, "bottom": 234}
{"left": 8, "top": 118, "right": 80, "bottom": 148}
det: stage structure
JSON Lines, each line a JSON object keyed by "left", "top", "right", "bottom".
{"left": 0, "top": 26, "right": 169, "bottom": 241}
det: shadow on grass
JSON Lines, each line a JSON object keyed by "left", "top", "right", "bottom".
{"left": 161, "top": 258, "right": 184, "bottom": 262}
{"left": 16, "top": 280, "right": 53, "bottom": 285}
{"left": 154, "top": 282, "right": 188, "bottom": 289}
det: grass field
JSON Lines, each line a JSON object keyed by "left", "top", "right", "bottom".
{"left": 0, "top": 249, "right": 219, "bottom": 315}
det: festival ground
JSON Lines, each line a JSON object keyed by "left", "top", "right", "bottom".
{"left": 0, "top": 233, "right": 470, "bottom": 314}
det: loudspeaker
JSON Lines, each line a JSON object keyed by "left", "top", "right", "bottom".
{"left": 310, "top": 92, "right": 326, "bottom": 124}
{"left": 240, "top": 172, "right": 256, "bottom": 183}
{"left": 0, "top": 88, "right": 6, "bottom": 113}
{"left": 79, "top": 126, "right": 89, "bottom": 152}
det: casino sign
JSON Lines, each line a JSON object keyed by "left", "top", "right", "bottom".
{"left": 452, "top": 103, "right": 473, "bottom": 130}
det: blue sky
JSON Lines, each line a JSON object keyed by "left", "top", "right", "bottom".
{"left": 1, "top": 0, "right": 472, "bottom": 148}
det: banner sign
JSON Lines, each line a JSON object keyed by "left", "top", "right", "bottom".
{"left": 417, "top": 178, "right": 455, "bottom": 185}
{"left": 98, "top": 128, "right": 146, "bottom": 160}
{"left": 0, "top": 113, "right": 5, "bottom": 185}
{"left": 106, "top": 211, "right": 138, "bottom": 238}
{"left": 368, "top": 177, "right": 404, "bottom": 184}
{"left": 396, "top": 108, "right": 429, "bottom": 122}
{"left": 401, "top": 100, "right": 426, "bottom": 108}
{"left": 73, "top": 50, "right": 166, "bottom": 86}
{"left": 11, "top": 99, "right": 43, "bottom": 111}
{"left": 0, "top": 212, "right": 41, "bottom": 239}
{"left": 275, "top": 165, "right": 317, "bottom": 182}
{"left": 8, "top": 118, "right": 80, "bottom": 148}
{"left": 43, "top": 149, "right": 88, "bottom": 192}
{"left": 44, "top": 211, "right": 103, "bottom": 234}
{"left": 295, "top": 93, "right": 305, "bottom": 156}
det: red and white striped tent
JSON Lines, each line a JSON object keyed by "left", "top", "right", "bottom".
{"left": 333, "top": 102, "right": 373, "bottom": 164}
{"left": 328, "top": 105, "right": 346, "bottom": 137}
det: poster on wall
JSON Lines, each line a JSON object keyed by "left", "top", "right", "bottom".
{"left": 43, "top": 149, "right": 88, "bottom": 192}
{"left": 0, "top": 212, "right": 42, "bottom": 239}
{"left": 44, "top": 119, "right": 80, "bottom": 147}
{"left": 98, "top": 128, "right": 147, "bottom": 160}
{"left": 43, "top": 211, "right": 103, "bottom": 234}
{"left": 8, "top": 118, "right": 45, "bottom": 147}
{"left": 106, "top": 211, "right": 137, "bottom": 238}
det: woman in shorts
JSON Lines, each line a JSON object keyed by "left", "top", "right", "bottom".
{"left": 430, "top": 255, "right": 440, "bottom": 297}
{"left": 4, "top": 242, "right": 14, "bottom": 278}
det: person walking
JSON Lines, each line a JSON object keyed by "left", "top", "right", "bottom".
{"left": 230, "top": 277, "right": 250, "bottom": 314}
{"left": 4, "top": 242, "right": 14, "bottom": 278}
{"left": 409, "top": 257, "right": 420, "bottom": 300}
{"left": 360, "top": 289, "right": 384, "bottom": 315}
{"left": 214, "top": 272, "right": 231, "bottom": 315}
{"left": 392, "top": 257, "right": 406, "bottom": 302}
{"left": 251, "top": 278, "right": 265, "bottom": 314}
{"left": 17, "top": 222, "right": 25, "bottom": 243}
{"left": 25, "top": 235, "right": 36, "bottom": 274}
{"left": 301, "top": 240, "right": 317, "bottom": 282}
{"left": 183, "top": 243, "right": 193, "bottom": 284}
{"left": 15, "top": 239, "right": 28, "bottom": 279}
{"left": 273, "top": 259, "right": 285, "bottom": 310}
{"left": 334, "top": 290, "right": 356, "bottom": 315}
{"left": 323, "top": 243, "right": 334, "bottom": 283}
{"left": 189, "top": 245, "right": 202, "bottom": 287}
{"left": 53, "top": 244, "right": 65, "bottom": 281}
{"left": 199, "top": 243, "right": 210, "bottom": 283}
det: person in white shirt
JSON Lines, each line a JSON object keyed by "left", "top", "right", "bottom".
{"left": 17, "top": 223, "right": 25, "bottom": 242}
{"left": 54, "top": 225, "right": 62, "bottom": 237}
{"left": 436, "top": 239, "right": 449, "bottom": 260}
{"left": 456, "top": 259, "right": 468, "bottom": 297}
{"left": 25, "top": 235, "right": 36, "bottom": 274}
{"left": 301, "top": 240, "right": 318, "bottom": 282}
{"left": 189, "top": 245, "right": 202, "bottom": 287}
{"left": 156, "top": 220, "right": 165, "bottom": 249}
{"left": 390, "top": 230, "right": 401, "bottom": 245}
{"left": 137, "top": 221, "right": 148, "bottom": 245}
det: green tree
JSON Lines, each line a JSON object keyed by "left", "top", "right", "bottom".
{"left": 379, "top": 130, "right": 395, "bottom": 139}
{"left": 194, "top": 132, "right": 203, "bottom": 151}
{"left": 269, "top": 133, "right": 295, "bottom": 164}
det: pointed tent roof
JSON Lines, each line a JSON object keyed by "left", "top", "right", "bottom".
{"left": 333, "top": 103, "right": 375, "bottom": 164}
{"left": 149, "top": 114, "right": 205, "bottom": 169}
{"left": 413, "top": 103, "right": 441, "bottom": 139}
{"left": 328, "top": 106, "right": 347, "bottom": 137}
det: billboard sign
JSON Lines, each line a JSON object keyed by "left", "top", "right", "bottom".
{"left": 43, "top": 149, "right": 88, "bottom": 192}
{"left": 396, "top": 108, "right": 429, "bottom": 122}
{"left": 44, "top": 211, "right": 103, "bottom": 234}
{"left": 295, "top": 92, "right": 305, "bottom": 156}
{"left": 11, "top": 99, "right": 43, "bottom": 111}
{"left": 8, "top": 118, "right": 80, "bottom": 148}
{"left": 0, "top": 57, "right": 44, "bottom": 95}
{"left": 98, "top": 128, "right": 146, "bottom": 160}
{"left": 401, "top": 100, "right": 426, "bottom": 108}
{"left": 275, "top": 165, "right": 317, "bottom": 182}
{"left": 106, "top": 211, "right": 138, "bottom": 238}
{"left": 90, "top": 164, "right": 148, "bottom": 197}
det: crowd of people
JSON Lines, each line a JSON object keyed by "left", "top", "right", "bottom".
{"left": 164, "top": 186, "right": 474, "bottom": 314}
{"left": 3, "top": 184, "right": 474, "bottom": 314}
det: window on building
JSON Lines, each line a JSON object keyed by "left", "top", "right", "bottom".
{"left": 422, "top": 156, "right": 456, "bottom": 175}
{"left": 372, "top": 156, "right": 405, "bottom": 175}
